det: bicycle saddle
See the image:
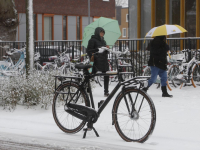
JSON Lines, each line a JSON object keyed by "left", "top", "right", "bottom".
{"left": 2, "top": 56, "right": 8, "bottom": 59}
{"left": 5, "top": 51, "right": 13, "bottom": 56}
{"left": 75, "top": 64, "right": 92, "bottom": 69}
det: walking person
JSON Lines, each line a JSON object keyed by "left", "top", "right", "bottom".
{"left": 86, "top": 27, "right": 110, "bottom": 97}
{"left": 143, "top": 35, "right": 173, "bottom": 98}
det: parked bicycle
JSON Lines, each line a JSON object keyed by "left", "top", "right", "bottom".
{"left": 167, "top": 49, "right": 200, "bottom": 89}
{"left": 43, "top": 48, "right": 77, "bottom": 75}
{"left": 52, "top": 48, "right": 156, "bottom": 143}
{"left": 0, "top": 47, "right": 26, "bottom": 76}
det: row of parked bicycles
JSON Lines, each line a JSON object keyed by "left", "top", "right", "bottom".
{"left": 0, "top": 45, "right": 134, "bottom": 86}
{"left": 0, "top": 45, "right": 85, "bottom": 77}
{"left": 143, "top": 49, "right": 200, "bottom": 90}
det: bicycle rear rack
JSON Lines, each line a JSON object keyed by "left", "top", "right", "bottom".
{"left": 54, "top": 75, "right": 82, "bottom": 92}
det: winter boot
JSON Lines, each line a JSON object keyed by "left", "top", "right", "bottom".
{"left": 161, "top": 86, "right": 173, "bottom": 98}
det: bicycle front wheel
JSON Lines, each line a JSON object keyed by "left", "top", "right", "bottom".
{"left": 52, "top": 82, "right": 89, "bottom": 134}
{"left": 113, "top": 88, "right": 156, "bottom": 143}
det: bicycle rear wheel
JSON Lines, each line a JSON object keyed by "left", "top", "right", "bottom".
{"left": 52, "top": 82, "right": 89, "bottom": 134}
{"left": 113, "top": 88, "right": 156, "bottom": 143}
{"left": 191, "top": 63, "right": 200, "bottom": 87}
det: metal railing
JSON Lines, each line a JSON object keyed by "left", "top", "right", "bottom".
{"left": 1, "top": 37, "right": 200, "bottom": 75}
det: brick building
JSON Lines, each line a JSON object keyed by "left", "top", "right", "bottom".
{"left": 15, "top": 0, "right": 115, "bottom": 41}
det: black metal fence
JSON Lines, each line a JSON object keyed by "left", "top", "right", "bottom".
{"left": 1, "top": 37, "right": 200, "bottom": 75}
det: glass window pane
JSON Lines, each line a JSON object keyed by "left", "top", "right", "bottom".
{"left": 155, "top": 0, "right": 165, "bottom": 26}
{"left": 44, "top": 17, "right": 52, "bottom": 40}
{"left": 185, "top": 0, "right": 196, "bottom": 37}
{"left": 77, "top": 16, "right": 80, "bottom": 40}
{"left": 63, "top": 16, "right": 66, "bottom": 40}
{"left": 169, "top": 0, "right": 180, "bottom": 37}
{"left": 34, "top": 14, "right": 37, "bottom": 40}
{"left": 123, "top": 28, "right": 126, "bottom": 37}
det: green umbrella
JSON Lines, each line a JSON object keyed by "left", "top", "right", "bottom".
{"left": 82, "top": 17, "right": 121, "bottom": 48}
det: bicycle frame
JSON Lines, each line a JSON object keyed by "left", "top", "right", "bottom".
{"left": 54, "top": 69, "right": 146, "bottom": 117}
{"left": 53, "top": 48, "right": 156, "bottom": 141}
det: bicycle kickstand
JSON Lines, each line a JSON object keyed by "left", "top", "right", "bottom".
{"left": 83, "top": 120, "right": 99, "bottom": 138}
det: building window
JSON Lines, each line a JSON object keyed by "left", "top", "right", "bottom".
{"left": 63, "top": 16, "right": 67, "bottom": 40}
{"left": 126, "top": 14, "right": 128, "bottom": 22}
{"left": 169, "top": 0, "right": 180, "bottom": 37}
{"left": 155, "top": 0, "right": 165, "bottom": 26}
{"left": 44, "top": 16, "right": 53, "bottom": 40}
{"left": 77, "top": 16, "right": 80, "bottom": 40}
{"left": 34, "top": 14, "right": 37, "bottom": 40}
{"left": 122, "top": 28, "right": 126, "bottom": 37}
{"left": 185, "top": 0, "right": 196, "bottom": 37}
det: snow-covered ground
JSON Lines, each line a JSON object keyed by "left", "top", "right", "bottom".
{"left": 0, "top": 82, "right": 200, "bottom": 150}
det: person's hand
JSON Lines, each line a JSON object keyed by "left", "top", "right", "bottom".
{"left": 106, "top": 45, "right": 110, "bottom": 48}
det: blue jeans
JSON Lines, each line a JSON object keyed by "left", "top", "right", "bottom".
{"left": 148, "top": 66, "right": 167, "bottom": 87}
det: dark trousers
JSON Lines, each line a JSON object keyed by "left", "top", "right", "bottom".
{"left": 102, "top": 71, "right": 109, "bottom": 94}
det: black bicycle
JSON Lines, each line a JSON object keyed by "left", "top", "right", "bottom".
{"left": 52, "top": 49, "right": 156, "bottom": 143}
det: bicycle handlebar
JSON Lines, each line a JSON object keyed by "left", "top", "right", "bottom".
{"left": 10, "top": 47, "right": 26, "bottom": 53}
{"left": 106, "top": 48, "right": 130, "bottom": 56}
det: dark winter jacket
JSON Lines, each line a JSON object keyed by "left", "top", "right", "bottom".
{"left": 86, "top": 27, "right": 109, "bottom": 72}
{"left": 148, "top": 36, "right": 169, "bottom": 70}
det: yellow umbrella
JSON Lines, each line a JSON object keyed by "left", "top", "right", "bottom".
{"left": 145, "top": 24, "right": 187, "bottom": 37}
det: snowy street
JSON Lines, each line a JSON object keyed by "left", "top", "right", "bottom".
{"left": 0, "top": 82, "right": 200, "bottom": 150}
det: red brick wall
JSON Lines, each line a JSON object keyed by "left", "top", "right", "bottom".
{"left": 15, "top": 0, "right": 115, "bottom": 18}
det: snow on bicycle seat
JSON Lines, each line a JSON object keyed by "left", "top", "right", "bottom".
{"left": 2, "top": 56, "right": 8, "bottom": 59}
{"left": 75, "top": 64, "right": 92, "bottom": 69}
{"left": 5, "top": 51, "right": 13, "bottom": 56}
